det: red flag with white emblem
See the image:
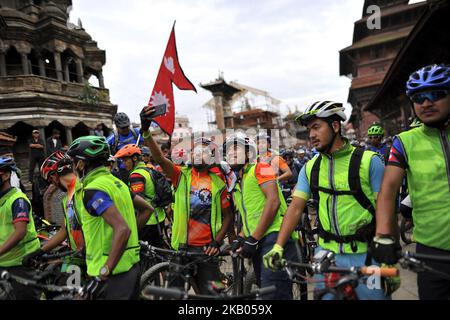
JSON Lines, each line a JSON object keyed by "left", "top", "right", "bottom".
{"left": 147, "top": 22, "right": 197, "bottom": 136}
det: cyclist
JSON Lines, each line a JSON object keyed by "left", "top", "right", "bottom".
{"left": 223, "top": 132, "right": 298, "bottom": 300}
{"left": 256, "top": 132, "right": 292, "bottom": 183}
{"left": 0, "top": 156, "right": 41, "bottom": 300}
{"left": 283, "top": 150, "right": 300, "bottom": 188}
{"left": 107, "top": 112, "right": 144, "bottom": 182}
{"left": 373, "top": 64, "right": 450, "bottom": 300}
{"left": 22, "top": 152, "right": 85, "bottom": 265}
{"left": 66, "top": 136, "right": 151, "bottom": 300}
{"left": 366, "top": 123, "right": 390, "bottom": 164}
{"left": 263, "top": 101, "right": 388, "bottom": 300}
{"left": 140, "top": 106, "right": 233, "bottom": 294}
{"left": 295, "top": 148, "right": 309, "bottom": 173}
{"left": 114, "top": 144, "right": 167, "bottom": 248}
{"left": 141, "top": 146, "right": 151, "bottom": 166}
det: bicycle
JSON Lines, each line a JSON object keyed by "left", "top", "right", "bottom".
{"left": 0, "top": 269, "right": 84, "bottom": 300}
{"left": 33, "top": 214, "right": 61, "bottom": 244}
{"left": 139, "top": 243, "right": 237, "bottom": 300}
{"left": 24, "top": 249, "right": 86, "bottom": 299}
{"left": 282, "top": 250, "right": 398, "bottom": 300}
{"left": 400, "top": 217, "right": 414, "bottom": 245}
{"left": 142, "top": 284, "right": 277, "bottom": 300}
{"left": 399, "top": 250, "right": 450, "bottom": 281}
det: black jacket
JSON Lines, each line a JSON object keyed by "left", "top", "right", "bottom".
{"left": 46, "top": 137, "right": 63, "bottom": 156}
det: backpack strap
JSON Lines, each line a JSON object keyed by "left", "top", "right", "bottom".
{"left": 309, "top": 155, "right": 322, "bottom": 203}
{"left": 309, "top": 150, "right": 376, "bottom": 253}
{"left": 348, "top": 148, "right": 376, "bottom": 216}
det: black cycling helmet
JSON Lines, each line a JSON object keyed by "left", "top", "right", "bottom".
{"left": 141, "top": 146, "right": 151, "bottom": 156}
{"left": 283, "top": 150, "right": 295, "bottom": 159}
{"left": 67, "top": 136, "right": 111, "bottom": 162}
{"left": 114, "top": 112, "right": 131, "bottom": 128}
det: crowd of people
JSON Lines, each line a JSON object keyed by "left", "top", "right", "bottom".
{"left": 0, "top": 63, "right": 449, "bottom": 300}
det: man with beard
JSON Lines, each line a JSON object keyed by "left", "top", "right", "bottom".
{"left": 140, "top": 106, "right": 233, "bottom": 295}
{"left": 264, "top": 101, "right": 388, "bottom": 300}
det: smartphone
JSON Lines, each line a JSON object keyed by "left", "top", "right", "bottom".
{"left": 152, "top": 104, "right": 167, "bottom": 117}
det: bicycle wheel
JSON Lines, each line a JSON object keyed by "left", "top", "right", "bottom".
{"left": 0, "top": 281, "right": 15, "bottom": 300}
{"left": 140, "top": 262, "right": 170, "bottom": 299}
{"left": 400, "top": 218, "right": 414, "bottom": 244}
{"left": 243, "top": 269, "right": 257, "bottom": 294}
{"left": 294, "top": 241, "right": 309, "bottom": 300}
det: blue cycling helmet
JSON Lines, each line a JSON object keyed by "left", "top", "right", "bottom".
{"left": 0, "top": 156, "right": 17, "bottom": 172}
{"left": 406, "top": 64, "right": 450, "bottom": 97}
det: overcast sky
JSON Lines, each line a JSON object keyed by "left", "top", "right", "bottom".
{"left": 70, "top": 0, "right": 365, "bottom": 131}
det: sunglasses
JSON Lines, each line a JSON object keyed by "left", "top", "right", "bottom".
{"left": 411, "top": 90, "right": 449, "bottom": 104}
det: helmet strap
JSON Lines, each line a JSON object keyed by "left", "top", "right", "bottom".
{"left": 75, "top": 160, "right": 86, "bottom": 180}
{"left": 324, "top": 121, "right": 340, "bottom": 155}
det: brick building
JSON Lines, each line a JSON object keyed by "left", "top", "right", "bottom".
{"left": 339, "top": 0, "right": 427, "bottom": 138}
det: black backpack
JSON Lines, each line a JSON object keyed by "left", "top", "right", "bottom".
{"left": 142, "top": 167, "right": 173, "bottom": 208}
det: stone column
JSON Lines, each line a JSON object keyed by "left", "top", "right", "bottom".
{"left": 98, "top": 70, "right": 105, "bottom": 88}
{"left": 38, "top": 127, "right": 47, "bottom": 155}
{"left": 54, "top": 51, "right": 63, "bottom": 81}
{"left": 65, "top": 127, "right": 73, "bottom": 145}
{"left": 0, "top": 52, "right": 6, "bottom": 76}
{"left": 75, "top": 59, "right": 83, "bottom": 83}
{"left": 39, "top": 59, "right": 46, "bottom": 77}
{"left": 64, "top": 63, "right": 70, "bottom": 82}
{"left": 21, "top": 53, "right": 29, "bottom": 75}
{"left": 213, "top": 93, "right": 225, "bottom": 131}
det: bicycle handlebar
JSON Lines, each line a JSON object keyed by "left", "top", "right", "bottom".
{"left": 140, "top": 241, "right": 231, "bottom": 258}
{"left": 402, "top": 251, "right": 450, "bottom": 263}
{"left": 284, "top": 261, "right": 399, "bottom": 278}
{"left": 143, "top": 285, "right": 277, "bottom": 300}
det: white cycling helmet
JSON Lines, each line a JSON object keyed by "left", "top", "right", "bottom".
{"left": 295, "top": 101, "right": 347, "bottom": 126}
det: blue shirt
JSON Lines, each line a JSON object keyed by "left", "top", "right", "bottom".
{"left": 106, "top": 128, "right": 144, "bottom": 154}
{"left": 293, "top": 155, "right": 385, "bottom": 200}
{"left": 366, "top": 143, "right": 390, "bottom": 162}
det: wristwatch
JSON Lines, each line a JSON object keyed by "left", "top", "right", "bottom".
{"left": 99, "top": 265, "right": 110, "bottom": 278}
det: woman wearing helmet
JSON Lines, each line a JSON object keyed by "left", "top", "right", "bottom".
{"left": 0, "top": 156, "right": 41, "bottom": 300}
{"left": 140, "top": 105, "right": 233, "bottom": 295}
{"left": 223, "top": 132, "right": 299, "bottom": 300}
{"left": 374, "top": 64, "right": 450, "bottom": 300}
{"left": 265, "top": 101, "right": 388, "bottom": 300}
{"left": 66, "top": 136, "right": 152, "bottom": 300}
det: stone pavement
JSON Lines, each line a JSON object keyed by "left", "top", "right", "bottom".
{"left": 393, "top": 242, "right": 418, "bottom": 300}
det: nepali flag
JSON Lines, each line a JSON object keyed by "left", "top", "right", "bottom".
{"left": 147, "top": 22, "right": 197, "bottom": 136}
